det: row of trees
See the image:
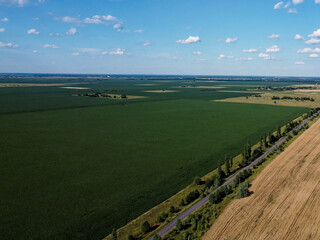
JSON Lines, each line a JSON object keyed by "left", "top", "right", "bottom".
{"left": 127, "top": 108, "right": 320, "bottom": 240}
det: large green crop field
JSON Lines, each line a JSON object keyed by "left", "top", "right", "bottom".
{"left": 0, "top": 77, "right": 308, "bottom": 239}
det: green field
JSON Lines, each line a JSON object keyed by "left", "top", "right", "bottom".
{"left": 0, "top": 77, "right": 308, "bottom": 239}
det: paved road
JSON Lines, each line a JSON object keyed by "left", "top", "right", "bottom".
{"left": 148, "top": 111, "right": 319, "bottom": 240}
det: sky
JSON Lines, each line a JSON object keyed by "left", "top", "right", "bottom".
{"left": 0, "top": 0, "right": 320, "bottom": 76}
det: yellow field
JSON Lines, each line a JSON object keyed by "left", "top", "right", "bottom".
{"left": 216, "top": 92, "right": 320, "bottom": 108}
{"left": 143, "top": 90, "right": 178, "bottom": 93}
{"left": 203, "top": 118, "right": 320, "bottom": 240}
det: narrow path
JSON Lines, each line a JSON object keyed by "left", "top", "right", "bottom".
{"left": 149, "top": 111, "right": 319, "bottom": 239}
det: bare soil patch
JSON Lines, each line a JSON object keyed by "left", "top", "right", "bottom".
{"left": 203, "top": 118, "right": 320, "bottom": 240}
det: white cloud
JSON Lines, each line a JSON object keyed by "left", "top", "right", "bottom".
{"left": 308, "top": 29, "right": 320, "bottom": 38}
{"left": 113, "top": 23, "right": 122, "bottom": 29}
{"left": 266, "top": 45, "right": 280, "bottom": 53}
{"left": 102, "top": 15, "right": 117, "bottom": 21}
{"left": 33, "top": 17, "right": 39, "bottom": 20}
{"left": 274, "top": 1, "right": 290, "bottom": 9}
{"left": 72, "top": 52, "right": 80, "bottom": 56}
{"left": 293, "top": 0, "right": 304, "bottom": 5}
{"left": 192, "top": 51, "right": 202, "bottom": 55}
{"left": 0, "top": 28, "right": 5, "bottom": 32}
{"left": 101, "top": 49, "right": 127, "bottom": 56}
{"left": 134, "top": 29, "right": 144, "bottom": 33}
{"left": 60, "top": 16, "right": 81, "bottom": 23}
{"left": 79, "top": 48, "right": 100, "bottom": 53}
{"left": 274, "top": 1, "right": 284, "bottom": 9}
{"left": 268, "top": 34, "right": 280, "bottom": 39}
{"left": 294, "top": 34, "right": 304, "bottom": 40}
{"left": 284, "top": 2, "right": 291, "bottom": 7}
{"left": 295, "top": 61, "right": 305, "bottom": 65}
{"left": 83, "top": 17, "right": 104, "bottom": 24}
{"left": 218, "top": 54, "right": 234, "bottom": 59}
{"left": 67, "top": 27, "right": 77, "bottom": 35}
{"left": 243, "top": 48, "right": 257, "bottom": 53}
{"left": 236, "top": 57, "right": 253, "bottom": 61}
{"left": 32, "top": 50, "right": 38, "bottom": 53}
{"left": 1, "top": 17, "right": 9, "bottom": 22}
{"left": 0, "top": 0, "right": 28, "bottom": 7}
{"left": 0, "top": 41, "right": 18, "bottom": 48}
{"left": 259, "top": 53, "right": 274, "bottom": 60}
{"left": 27, "top": 28, "right": 39, "bottom": 34}
{"left": 225, "top": 37, "right": 238, "bottom": 43}
{"left": 305, "top": 38, "right": 320, "bottom": 44}
{"left": 42, "top": 44, "right": 59, "bottom": 49}
{"left": 143, "top": 41, "right": 151, "bottom": 46}
{"left": 176, "top": 35, "right": 200, "bottom": 44}
{"left": 316, "top": 0, "right": 320, "bottom": 4}
{"left": 297, "top": 48, "right": 320, "bottom": 53}
{"left": 310, "top": 53, "right": 319, "bottom": 58}
{"left": 288, "top": 8, "right": 298, "bottom": 13}
{"left": 109, "top": 48, "right": 126, "bottom": 55}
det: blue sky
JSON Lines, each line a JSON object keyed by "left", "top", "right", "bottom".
{"left": 0, "top": 0, "right": 320, "bottom": 76}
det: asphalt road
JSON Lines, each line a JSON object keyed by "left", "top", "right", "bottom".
{"left": 148, "top": 111, "right": 319, "bottom": 240}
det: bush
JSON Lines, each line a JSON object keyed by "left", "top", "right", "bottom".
{"left": 185, "top": 190, "right": 200, "bottom": 204}
{"left": 141, "top": 221, "right": 151, "bottom": 234}
{"left": 112, "top": 229, "right": 117, "bottom": 240}
{"left": 153, "top": 234, "right": 162, "bottom": 240}
{"left": 128, "top": 235, "right": 134, "bottom": 240}
{"left": 237, "top": 181, "right": 250, "bottom": 198}
{"left": 176, "top": 219, "right": 183, "bottom": 231}
{"left": 193, "top": 176, "right": 202, "bottom": 185}
{"left": 169, "top": 206, "right": 175, "bottom": 213}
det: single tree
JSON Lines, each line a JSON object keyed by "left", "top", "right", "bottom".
{"left": 193, "top": 176, "right": 202, "bottom": 185}
{"left": 128, "top": 235, "right": 134, "bottom": 240}
{"left": 225, "top": 158, "right": 230, "bottom": 176}
{"left": 176, "top": 219, "right": 183, "bottom": 231}
{"left": 237, "top": 181, "right": 250, "bottom": 198}
{"left": 277, "top": 126, "right": 281, "bottom": 139}
{"left": 214, "top": 177, "right": 221, "bottom": 188}
{"left": 153, "top": 234, "right": 162, "bottom": 240}
{"left": 141, "top": 221, "right": 151, "bottom": 234}
{"left": 112, "top": 229, "right": 117, "bottom": 240}
{"left": 264, "top": 133, "right": 268, "bottom": 148}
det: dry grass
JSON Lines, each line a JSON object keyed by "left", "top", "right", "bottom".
{"left": 143, "top": 90, "right": 178, "bottom": 93}
{"left": 216, "top": 92, "right": 320, "bottom": 108}
{"left": 60, "top": 87, "right": 90, "bottom": 90}
{"left": 203, "top": 118, "right": 320, "bottom": 240}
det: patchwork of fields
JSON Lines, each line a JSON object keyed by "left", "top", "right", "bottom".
{"left": 0, "top": 77, "right": 310, "bottom": 239}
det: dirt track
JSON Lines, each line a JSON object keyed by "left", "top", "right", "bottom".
{"left": 203, "top": 118, "right": 320, "bottom": 240}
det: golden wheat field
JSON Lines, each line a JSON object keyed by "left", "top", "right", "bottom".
{"left": 203, "top": 118, "right": 320, "bottom": 240}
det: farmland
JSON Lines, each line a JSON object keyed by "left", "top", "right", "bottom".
{"left": 0, "top": 76, "right": 310, "bottom": 240}
{"left": 203, "top": 114, "right": 320, "bottom": 240}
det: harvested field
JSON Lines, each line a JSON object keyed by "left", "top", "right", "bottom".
{"left": 294, "top": 89, "right": 320, "bottom": 93}
{"left": 60, "top": 87, "right": 90, "bottom": 90}
{"left": 216, "top": 92, "right": 320, "bottom": 108}
{"left": 203, "top": 118, "right": 320, "bottom": 240}
{"left": 143, "top": 90, "right": 178, "bottom": 93}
